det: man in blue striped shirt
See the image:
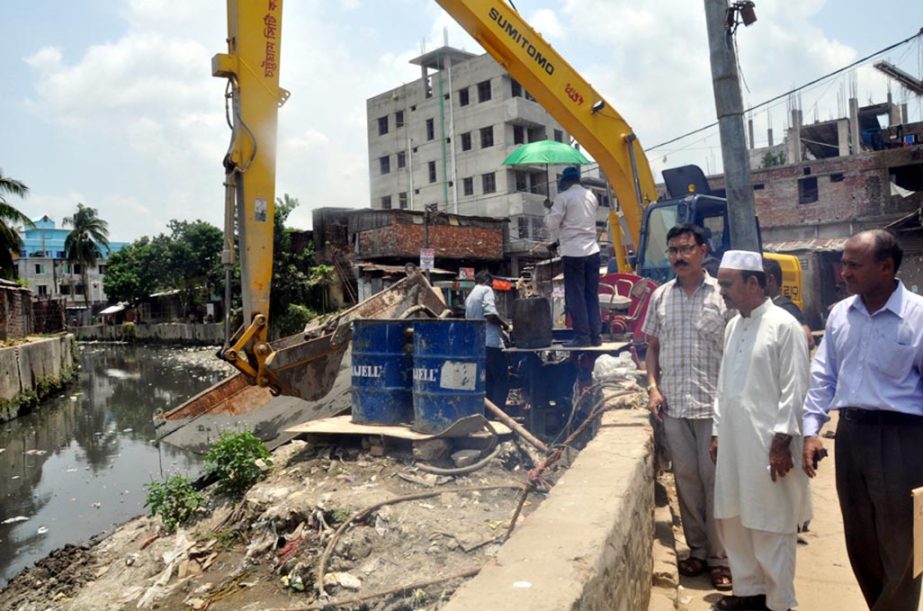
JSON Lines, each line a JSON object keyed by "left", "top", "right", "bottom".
{"left": 802, "top": 229, "right": 923, "bottom": 611}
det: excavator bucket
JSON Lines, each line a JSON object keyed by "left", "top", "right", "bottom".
{"left": 154, "top": 273, "right": 447, "bottom": 451}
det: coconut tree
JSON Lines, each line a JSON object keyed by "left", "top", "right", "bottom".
{"left": 0, "top": 169, "right": 35, "bottom": 278}
{"left": 64, "top": 203, "right": 110, "bottom": 309}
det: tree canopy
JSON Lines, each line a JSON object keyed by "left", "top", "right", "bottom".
{"left": 64, "top": 203, "right": 110, "bottom": 306}
{"left": 0, "top": 169, "right": 35, "bottom": 278}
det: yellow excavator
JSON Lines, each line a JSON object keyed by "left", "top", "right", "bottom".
{"left": 167, "top": 0, "right": 803, "bottom": 426}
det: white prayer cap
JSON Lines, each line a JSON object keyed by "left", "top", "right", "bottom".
{"left": 719, "top": 250, "right": 763, "bottom": 272}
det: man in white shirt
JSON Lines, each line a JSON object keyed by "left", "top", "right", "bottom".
{"left": 710, "top": 250, "right": 811, "bottom": 611}
{"left": 544, "top": 166, "right": 601, "bottom": 347}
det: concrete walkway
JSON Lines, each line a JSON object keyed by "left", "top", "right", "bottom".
{"left": 672, "top": 411, "right": 920, "bottom": 611}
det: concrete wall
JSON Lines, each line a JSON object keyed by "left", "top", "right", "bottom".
{"left": 0, "top": 334, "right": 76, "bottom": 421}
{"left": 366, "top": 50, "right": 568, "bottom": 256}
{"left": 74, "top": 322, "right": 224, "bottom": 345}
{"left": 446, "top": 405, "right": 654, "bottom": 611}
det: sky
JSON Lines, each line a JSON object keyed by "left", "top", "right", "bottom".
{"left": 1, "top": 0, "right": 922, "bottom": 243}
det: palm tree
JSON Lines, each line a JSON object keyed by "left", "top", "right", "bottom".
{"left": 0, "top": 169, "right": 35, "bottom": 278}
{"left": 64, "top": 203, "right": 110, "bottom": 309}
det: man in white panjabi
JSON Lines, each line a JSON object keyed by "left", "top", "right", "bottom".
{"left": 709, "top": 250, "right": 811, "bottom": 611}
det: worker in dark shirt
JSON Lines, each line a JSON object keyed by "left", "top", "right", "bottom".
{"left": 764, "top": 257, "right": 815, "bottom": 351}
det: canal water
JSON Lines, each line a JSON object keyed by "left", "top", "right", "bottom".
{"left": 0, "top": 343, "right": 233, "bottom": 587}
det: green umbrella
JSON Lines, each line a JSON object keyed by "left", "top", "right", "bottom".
{"left": 502, "top": 140, "right": 591, "bottom": 166}
{"left": 503, "top": 140, "right": 591, "bottom": 210}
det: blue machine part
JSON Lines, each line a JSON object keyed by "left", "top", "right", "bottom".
{"left": 351, "top": 319, "right": 414, "bottom": 425}
{"left": 412, "top": 319, "right": 486, "bottom": 434}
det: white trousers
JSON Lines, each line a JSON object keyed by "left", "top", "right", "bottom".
{"left": 717, "top": 516, "right": 797, "bottom": 611}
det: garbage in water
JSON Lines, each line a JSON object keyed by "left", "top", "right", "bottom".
{"left": 36, "top": 527, "right": 48, "bottom": 535}
{"left": 23, "top": 449, "right": 47, "bottom": 456}
{"left": 2, "top": 516, "right": 29, "bottom": 525}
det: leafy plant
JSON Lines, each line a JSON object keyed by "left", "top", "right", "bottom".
{"left": 145, "top": 475, "right": 205, "bottom": 532}
{"left": 121, "top": 321, "right": 136, "bottom": 340}
{"left": 204, "top": 431, "right": 272, "bottom": 498}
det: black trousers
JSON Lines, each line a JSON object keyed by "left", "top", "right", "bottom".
{"left": 485, "top": 346, "right": 509, "bottom": 408}
{"left": 563, "top": 252, "right": 601, "bottom": 343}
{"left": 835, "top": 413, "right": 923, "bottom": 611}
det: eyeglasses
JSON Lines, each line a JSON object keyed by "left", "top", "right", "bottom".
{"left": 665, "top": 245, "right": 699, "bottom": 256}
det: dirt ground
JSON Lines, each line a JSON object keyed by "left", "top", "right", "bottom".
{"left": 0, "top": 431, "right": 559, "bottom": 611}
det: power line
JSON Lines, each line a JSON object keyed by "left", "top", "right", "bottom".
{"left": 645, "top": 27, "right": 923, "bottom": 153}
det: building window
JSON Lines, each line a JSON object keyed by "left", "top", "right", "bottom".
{"left": 34, "top": 264, "right": 44, "bottom": 274}
{"left": 398, "top": 192, "right": 408, "bottom": 209}
{"left": 461, "top": 132, "right": 472, "bottom": 151}
{"left": 37, "top": 285, "right": 48, "bottom": 296}
{"left": 428, "top": 161, "right": 437, "bottom": 183}
{"left": 518, "top": 217, "right": 530, "bottom": 239}
{"left": 75, "top": 284, "right": 85, "bottom": 296}
{"left": 378, "top": 116, "right": 389, "bottom": 135}
{"left": 482, "top": 172, "right": 496, "bottom": 194}
{"left": 513, "top": 125, "right": 525, "bottom": 145}
{"left": 511, "top": 79, "right": 523, "bottom": 98}
{"left": 462, "top": 177, "right": 474, "bottom": 196}
{"left": 397, "top": 151, "right": 406, "bottom": 169}
{"left": 74, "top": 264, "right": 82, "bottom": 275}
{"left": 98, "top": 265, "right": 106, "bottom": 274}
{"left": 480, "top": 126, "right": 494, "bottom": 148}
{"left": 426, "top": 118, "right": 435, "bottom": 141}
{"left": 379, "top": 155, "right": 390, "bottom": 174}
{"left": 381, "top": 195, "right": 392, "bottom": 210}
{"left": 514, "top": 171, "right": 528, "bottom": 192}
{"left": 458, "top": 87, "right": 470, "bottom": 107}
{"left": 477, "top": 80, "right": 491, "bottom": 103}
{"left": 554, "top": 129, "right": 563, "bottom": 143}
{"left": 798, "top": 177, "right": 818, "bottom": 204}
{"left": 395, "top": 110, "right": 404, "bottom": 128}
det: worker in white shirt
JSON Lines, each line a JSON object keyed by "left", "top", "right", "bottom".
{"left": 543, "top": 166, "right": 601, "bottom": 347}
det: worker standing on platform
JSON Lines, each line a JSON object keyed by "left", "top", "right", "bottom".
{"left": 544, "top": 166, "right": 601, "bottom": 348}
{"left": 643, "top": 223, "right": 731, "bottom": 590}
{"left": 465, "top": 270, "right": 511, "bottom": 408}
{"left": 802, "top": 229, "right": 923, "bottom": 611}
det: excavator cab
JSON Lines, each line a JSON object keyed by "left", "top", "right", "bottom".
{"left": 635, "top": 193, "right": 735, "bottom": 283}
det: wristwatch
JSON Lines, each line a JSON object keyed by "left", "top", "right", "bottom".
{"left": 647, "top": 383, "right": 658, "bottom": 393}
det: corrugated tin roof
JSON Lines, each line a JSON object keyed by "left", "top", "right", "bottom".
{"left": 355, "top": 263, "right": 455, "bottom": 276}
{"left": 764, "top": 238, "right": 848, "bottom": 253}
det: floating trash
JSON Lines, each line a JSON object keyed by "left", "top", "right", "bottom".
{"left": 37, "top": 526, "right": 49, "bottom": 535}
{"left": 2, "top": 516, "right": 29, "bottom": 525}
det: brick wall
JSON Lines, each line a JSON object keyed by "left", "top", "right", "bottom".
{"left": 0, "top": 286, "right": 34, "bottom": 340}
{"left": 32, "top": 298, "right": 66, "bottom": 334}
{"left": 357, "top": 223, "right": 504, "bottom": 260}
{"left": 708, "top": 146, "right": 923, "bottom": 239}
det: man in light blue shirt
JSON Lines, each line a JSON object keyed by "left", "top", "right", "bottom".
{"left": 465, "top": 270, "right": 510, "bottom": 407}
{"left": 802, "top": 229, "right": 923, "bottom": 611}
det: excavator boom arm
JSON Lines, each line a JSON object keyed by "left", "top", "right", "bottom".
{"left": 436, "top": 0, "right": 658, "bottom": 247}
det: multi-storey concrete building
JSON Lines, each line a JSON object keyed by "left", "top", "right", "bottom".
{"left": 366, "top": 45, "right": 575, "bottom": 273}
{"left": 15, "top": 215, "right": 127, "bottom": 307}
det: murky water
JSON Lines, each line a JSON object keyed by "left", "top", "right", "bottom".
{"left": 0, "top": 343, "right": 233, "bottom": 587}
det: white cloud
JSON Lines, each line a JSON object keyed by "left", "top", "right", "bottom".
{"left": 528, "top": 9, "right": 565, "bottom": 40}
{"left": 24, "top": 47, "right": 63, "bottom": 72}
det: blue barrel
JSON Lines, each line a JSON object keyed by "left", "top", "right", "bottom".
{"left": 351, "top": 319, "right": 414, "bottom": 425}
{"left": 412, "top": 319, "right": 486, "bottom": 434}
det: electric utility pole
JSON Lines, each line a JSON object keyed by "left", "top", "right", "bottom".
{"left": 703, "top": 0, "right": 760, "bottom": 251}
